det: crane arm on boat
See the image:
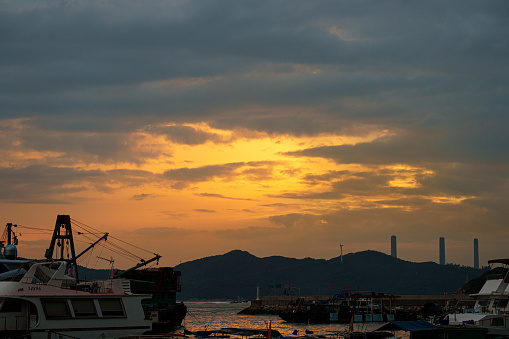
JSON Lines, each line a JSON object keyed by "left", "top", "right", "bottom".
{"left": 113, "top": 254, "right": 161, "bottom": 278}
{"left": 75, "top": 232, "right": 109, "bottom": 260}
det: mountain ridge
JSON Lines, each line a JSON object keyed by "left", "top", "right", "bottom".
{"left": 175, "top": 249, "right": 486, "bottom": 300}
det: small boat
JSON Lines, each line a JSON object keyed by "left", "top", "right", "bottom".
{"left": 230, "top": 297, "right": 249, "bottom": 304}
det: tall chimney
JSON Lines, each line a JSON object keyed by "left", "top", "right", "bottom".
{"left": 474, "top": 238, "right": 479, "bottom": 269}
{"left": 391, "top": 235, "right": 397, "bottom": 258}
{"left": 439, "top": 237, "right": 445, "bottom": 265}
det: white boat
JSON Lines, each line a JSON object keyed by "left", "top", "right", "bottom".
{"left": 0, "top": 260, "right": 151, "bottom": 338}
{"left": 448, "top": 259, "right": 509, "bottom": 325}
{"left": 0, "top": 216, "right": 154, "bottom": 338}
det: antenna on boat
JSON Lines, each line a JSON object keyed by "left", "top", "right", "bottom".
{"left": 2, "top": 223, "right": 18, "bottom": 259}
{"left": 98, "top": 256, "right": 115, "bottom": 278}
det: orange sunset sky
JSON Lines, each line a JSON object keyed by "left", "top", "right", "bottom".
{"left": 1, "top": 1, "right": 508, "bottom": 270}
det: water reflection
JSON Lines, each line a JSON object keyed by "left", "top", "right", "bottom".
{"left": 182, "top": 302, "right": 386, "bottom": 337}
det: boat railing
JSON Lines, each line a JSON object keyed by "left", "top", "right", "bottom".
{"left": 0, "top": 314, "right": 37, "bottom": 331}
{"left": 77, "top": 280, "right": 116, "bottom": 294}
{"left": 45, "top": 330, "right": 81, "bottom": 339}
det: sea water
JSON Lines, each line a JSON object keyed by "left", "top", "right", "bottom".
{"left": 181, "top": 302, "right": 391, "bottom": 337}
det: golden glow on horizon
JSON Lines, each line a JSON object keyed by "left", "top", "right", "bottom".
{"left": 2, "top": 119, "right": 468, "bottom": 268}
{"left": 39, "top": 121, "right": 450, "bottom": 229}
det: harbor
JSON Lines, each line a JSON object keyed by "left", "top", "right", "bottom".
{"left": 241, "top": 294, "right": 475, "bottom": 315}
{"left": 0, "top": 215, "right": 505, "bottom": 339}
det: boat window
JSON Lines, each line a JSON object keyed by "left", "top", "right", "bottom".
{"left": 499, "top": 299, "right": 509, "bottom": 308}
{"left": 0, "top": 299, "right": 23, "bottom": 313}
{"left": 98, "top": 298, "right": 125, "bottom": 317}
{"left": 491, "top": 317, "right": 504, "bottom": 327}
{"left": 70, "top": 298, "right": 97, "bottom": 318}
{"left": 478, "top": 300, "right": 489, "bottom": 307}
{"left": 41, "top": 299, "right": 71, "bottom": 319}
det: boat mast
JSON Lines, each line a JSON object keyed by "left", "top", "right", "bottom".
{"left": 6, "top": 223, "right": 17, "bottom": 245}
{"left": 44, "top": 215, "right": 79, "bottom": 281}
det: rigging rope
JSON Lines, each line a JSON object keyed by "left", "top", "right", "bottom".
{"left": 12, "top": 218, "right": 158, "bottom": 268}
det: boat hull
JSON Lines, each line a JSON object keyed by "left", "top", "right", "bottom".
{"left": 149, "top": 302, "right": 188, "bottom": 333}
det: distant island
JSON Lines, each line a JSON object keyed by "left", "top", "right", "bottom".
{"left": 175, "top": 250, "right": 487, "bottom": 301}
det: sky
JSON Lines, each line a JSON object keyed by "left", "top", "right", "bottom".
{"left": 1, "top": 0, "right": 508, "bottom": 270}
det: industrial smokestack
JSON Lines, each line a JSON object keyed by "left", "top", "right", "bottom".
{"left": 439, "top": 237, "right": 445, "bottom": 265}
{"left": 391, "top": 235, "right": 397, "bottom": 258}
{"left": 474, "top": 238, "right": 479, "bottom": 269}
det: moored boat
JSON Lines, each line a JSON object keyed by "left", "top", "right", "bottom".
{"left": 0, "top": 260, "right": 152, "bottom": 338}
{"left": 279, "top": 291, "right": 402, "bottom": 324}
{"left": 122, "top": 266, "right": 187, "bottom": 333}
{"left": 446, "top": 259, "right": 509, "bottom": 326}
{"left": 0, "top": 214, "right": 186, "bottom": 338}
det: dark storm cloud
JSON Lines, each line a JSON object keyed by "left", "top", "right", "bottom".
{"left": 0, "top": 165, "right": 156, "bottom": 203}
{"left": 2, "top": 0, "right": 508, "bottom": 135}
{"left": 1, "top": 0, "right": 509, "bottom": 237}
{"left": 193, "top": 209, "right": 216, "bottom": 214}
{"left": 195, "top": 193, "right": 254, "bottom": 201}
{"left": 22, "top": 131, "right": 136, "bottom": 163}
{"left": 131, "top": 193, "right": 155, "bottom": 201}
{"left": 0, "top": 165, "right": 99, "bottom": 203}
{"left": 163, "top": 161, "right": 276, "bottom": 189}
{"left": 286, "top": 128, "right": 509, "bottom": 167}
{"left": 163, "top": 163, "right": 246, "bottom": 183}
{"left": 147, "top": 125, "right": 222, "bottom": 145}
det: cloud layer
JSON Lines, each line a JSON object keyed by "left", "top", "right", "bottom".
{"left": 2, "top": 0, "right": 508, "bottom": 267}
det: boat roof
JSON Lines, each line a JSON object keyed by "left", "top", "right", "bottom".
{"left": 488, "top": 259, "right": 509, "bottom": 266}
{"left": 475, "top": 278, "right": 505, "bottom": 295}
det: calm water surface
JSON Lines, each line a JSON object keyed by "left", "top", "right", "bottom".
{"left": 181, "top": 302, "right": 386, "bottom": 337}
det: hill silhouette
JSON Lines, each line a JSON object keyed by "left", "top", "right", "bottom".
{"left": 175, "top": 250, "right": 486, "bottom": 300}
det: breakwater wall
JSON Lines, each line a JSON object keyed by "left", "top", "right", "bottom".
{"left": 239, "top": 294, "right": 475, "bottom": 315}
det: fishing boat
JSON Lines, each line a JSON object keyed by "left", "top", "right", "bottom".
{"left": 122, "top": 266, "right": 187, "bottom": 333}
{"left": 0, "top": 260, "right": 152, "bottom": 338}
{"left": 0, "top": 214, "right": 189, "bottom": 338}
{"left": 0, "top": 215, "right": 153, "bottom": 338}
